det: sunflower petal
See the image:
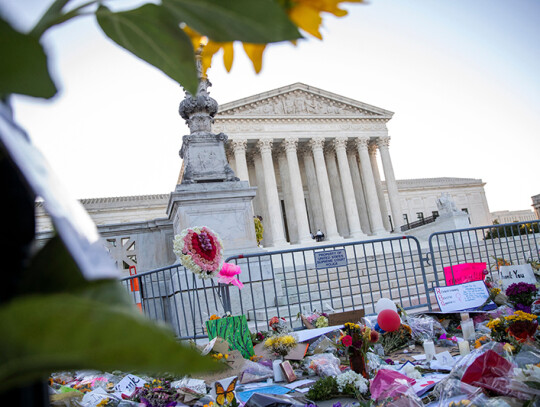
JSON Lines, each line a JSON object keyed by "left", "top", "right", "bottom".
{"left": 242, "top": 43, "right": 267, "bottom": 73}
{"left": 222, "top": 42, "right": 234, "bottom": 72}
{"left": 288, "top": 4, "right": 323, "bottom": 40}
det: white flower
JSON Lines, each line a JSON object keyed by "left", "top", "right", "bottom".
{"left": 400, "top": 363, "right": 422, "bottom": 380}
{"left": 336, "top": 371, "right": 368, "bottom": 394}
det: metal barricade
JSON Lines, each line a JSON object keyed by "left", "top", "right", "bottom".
{"left": 427, "top": 220, "right": 540, "bottom": 308}
{"left": 120, "top": 235, "right": 431, "bottom": 339}
{"left": 224, "top": 235, "right": 430, "bottom": 334}
{"left": 120, "top": 263, "right": 228, "bottom": 340}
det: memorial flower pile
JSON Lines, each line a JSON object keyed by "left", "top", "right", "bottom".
{"left": 506, "top": 282, "right": 538, "bottom": 312}
{"left": 173, "top": 226, "right": 224, "bottom": 279}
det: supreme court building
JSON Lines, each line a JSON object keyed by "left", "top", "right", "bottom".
{"left": 35, "top": 83, "right": 492, "bottom": 274}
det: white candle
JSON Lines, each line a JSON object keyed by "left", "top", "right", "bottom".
{"left": 423, "top": 340, "right": 436, "bottom": 362}
{"left": 462, "top": 319, "right": 475, "bottom": 340}
{"left": 460, "top": 312, "right": 470, "bottom": 321}
{"left": 459, "top": 340, "right": 470, "bottom": 356}
{"left": 272, "top": 359, "right": 284, "bottom": 382}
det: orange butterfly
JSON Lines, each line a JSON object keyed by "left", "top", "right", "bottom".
{"left": 215, "top": 377, "right": 237, "bottom": 406}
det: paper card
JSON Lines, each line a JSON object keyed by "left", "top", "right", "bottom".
{"left": 412, "top": 374, "right": 446, "bottom": 397}
{"left": 114, "top": 374, "right": 147, "bottom": 396}
{"left": 82, "top": 388, "right": 113, "bottom": 406}
{"left": 435, "top": 351, "right": 456, "bottom": 367}
{"left": 434, "top": 280, "right": 492, "bottom": 313}
{"left": 444, "top": 262, "right": 486, "bottom": 286}
{"left": 498, "top": 264, "right": 536, "bottom": 290}
{"left": 284, "top": 343, "right": 309, "bottom": 360}
{"left": 235, "top": 385, "right": 291, "bottom": 403}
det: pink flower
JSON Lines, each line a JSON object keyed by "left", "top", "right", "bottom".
{"left": 217, "top": 262, "right": 244, "bottom": 289}
{"left": 341, "top": 335, "right": 353, "bottom": 347}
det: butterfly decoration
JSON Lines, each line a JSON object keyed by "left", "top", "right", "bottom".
{"left": 215, "top": 377, "right": 238, "bottom": 406}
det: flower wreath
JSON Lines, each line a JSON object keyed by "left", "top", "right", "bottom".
{"left": 173, "top": 226, "right": 224, "bottom": 279}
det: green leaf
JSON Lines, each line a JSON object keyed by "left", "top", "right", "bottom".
{"left": 162, "top": 0, "right": 301, "bottom": 43}
{"left": 19, "top": 235, "right": 133, "bottom": 308}
{"left": 0, "top": 17, "right": 57, "bottom": 99}
{"left": 96, "top": 4, "right": 198, "bottom": 94}
{"left": 0, "top": 293, "right": 219, "bottom": 392}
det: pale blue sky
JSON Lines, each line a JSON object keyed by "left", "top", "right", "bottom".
{"left": 3, "top": 0, "right": 540, "bottom": 213}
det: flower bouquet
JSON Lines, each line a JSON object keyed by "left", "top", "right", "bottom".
{"left": 173, "top": 226, "right": 223, "bottom": 279}
{"left": 487, "top": 310, "right": 538, "bottom": 348}
{"left": 339, "top": 322, "right": 379, "bottom": 377}
{"left": 300, "top": 310, "right": 329, "bottom": 329}
{"left": 506, "top": 282, "right": 538, "bottom": 313}
{"left": 263, "top": 333, "right": 298, "bottom": 358}
{"left": 378, "top": 324, "right": 412, "bottom": 354}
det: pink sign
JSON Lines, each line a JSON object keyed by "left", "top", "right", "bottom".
{"left": 444, "top": 262, "right": 486, "bottom": 286}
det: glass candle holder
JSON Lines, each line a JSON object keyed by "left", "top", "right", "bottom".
{"left": 423, "top": 340, "right": 436, "bottom": 362}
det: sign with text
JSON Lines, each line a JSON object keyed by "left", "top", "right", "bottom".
{"left": 315, "top": 249, "right": 347, "bottom": 269}
{"left": 443, "top": 262, "right": 486, "bottom": 286}
{"left": 114, "top": 374, "right": 147, "bottom": 396}
{"left": 498, "top": 264, "right": 536, "bottom": 290}
{"left": 434, "top": 280, "right": 492, "bottom": 313}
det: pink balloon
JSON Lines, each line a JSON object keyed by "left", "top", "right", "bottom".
{"left": 377, "top": 309, "right": 401, "bottom": 332}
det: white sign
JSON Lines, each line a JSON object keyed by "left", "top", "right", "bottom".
{"left": 434, "top": 280, "right": 492, "bottom": 313}
{"left": 315, "top": 249, "right": 347, "bottom": 269}
{"left": 114, "top": 374, "right": 147, "bottom": 396}
{"left": 435, "top": 351, "right": 456, "bottom": 367}
{"left": 498, "top": 264, "right": 536, "bottom": 290}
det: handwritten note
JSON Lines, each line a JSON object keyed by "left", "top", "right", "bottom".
{"left": 443, "top": 262, "right": 486, "bottom": 286}
{"left": 498, "top": 264, "right": 536, "bottom": 290}
{"left": 114, "top": 374, "right": 146, "bottom": 396}
{"left": 434, "top": 280, "right": 491, "bottom": 313}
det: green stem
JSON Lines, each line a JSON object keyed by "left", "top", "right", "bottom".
{"left": 30, "top": 0, "right": 98, "bottom": 38}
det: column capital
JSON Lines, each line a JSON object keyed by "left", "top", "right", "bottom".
{"left": 355, "top": 136, "right": 370, "bottom": 150}
{"left": 282, "top": 137, "right": 299, "bottom": 153}
{"left": 333, "top": 136, "right": 349, "bottom": 151}
{"left": 377, "top": 136, "right": 391, "bottom": 149}
{"left": 298, "top": 142, "right": 312, "bottom": 157}
{"left": 368, "top": 141, "right": 378, "bottom": 156}
{"left": 231, "top": 138, "right": 247, "bottom": 152}
{"left": 309, "top": 136, "right": 326, "bottom": 152}
{"left": 257, "top": 138, "right": 273, "bottom": 153}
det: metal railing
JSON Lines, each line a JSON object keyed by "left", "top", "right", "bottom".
{"left": 121, "top": 235, "right": 431, "bottom": 339}
{"left": 427, "top": 220, "right": 540, "bottom": 308}
{"left": 401, "top": 214, "right": 438, "bottom": 232}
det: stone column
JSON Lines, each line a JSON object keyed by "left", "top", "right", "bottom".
{"left": 378, "top": 136, "right": 403, "bottom": 230}
{"left": 334, "top": 137, "right": 366, "bottom": 239}
{"left": 283, "top": 138, "right": 312, "bottom": 243}
{"left": 325, "top": 146, "right": 349, "bottom": 237}
{"left": 257, "top": 139, "right": 288, "bottom": 246}
{"left": 231, "top": 138, "right": 249, "bottom": 181}
{"left": 302, "top": 146, "right": 324, "bottom": 237}
{"left": 309, "top": 137, "right": 340, "bottom": 239}
{"left": 356, "top": 137, "right": 386, "bottom": 235}
{"left": 277, "top": 151, "right": 298, "bottom": 243}
{"left": 347, "top": 148, "right": 371, "bottom": 235}
{"left": 369, "top": 143, "right": 391, "bottom": 231}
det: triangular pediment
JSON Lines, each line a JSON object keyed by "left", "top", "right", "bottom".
{"left": 216, "top": 83, "right": 393, "bottom": 119}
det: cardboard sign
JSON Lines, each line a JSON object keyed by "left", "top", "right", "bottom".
{"left": 327, "top": 309, "right": 365, "bottom": 326}
{"left": 434, "top": 280, "right": 492, "bottom": 313}
{"left": 498, "top": 264, "right": 536, "bottom": 290}
{"left": 206, "top": 315, "right": 254, "bottom": 359}
{"left": 443, "top": 262, "right": 486, "bottom": 286}
{"left": 315, "top": 249, "right": 347, "bottom": 269}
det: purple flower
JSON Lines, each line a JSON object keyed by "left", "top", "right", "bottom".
{"left": 332, "top": 403, "right": 342, "bottom": 407}
{"left": 515, "top": 303, "right": 532, "bottom": 313}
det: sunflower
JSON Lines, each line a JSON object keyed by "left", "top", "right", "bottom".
{"left": 184, "top": 0, "right": 363, "bottom": 75}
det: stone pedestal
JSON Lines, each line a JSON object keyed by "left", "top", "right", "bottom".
{"left": 166, "top": 181, "right": 259, "bottom": 254}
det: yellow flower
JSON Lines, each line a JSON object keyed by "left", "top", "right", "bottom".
{"left": 182, "top": 1, "right": 362, "bottom": 75}
{"left": 209, "top": 402, "right": 214, "bottom": 406}
{"left": 486, "top": 318, "right": 502, "bottom": 329}
{"left": 288, "top": 0, "right": 363, "bottom": 40}
{"left": 224, "top": 354, "right": 229, "bottom": 359}
{"left": 491, "top": 288, "right": 501, "bottom": 295}
{"left": 503, "top": 343, "right": 515, "bottom": 353}
{"left": 506, "top": 311, "right": 537, "bottom": 323}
